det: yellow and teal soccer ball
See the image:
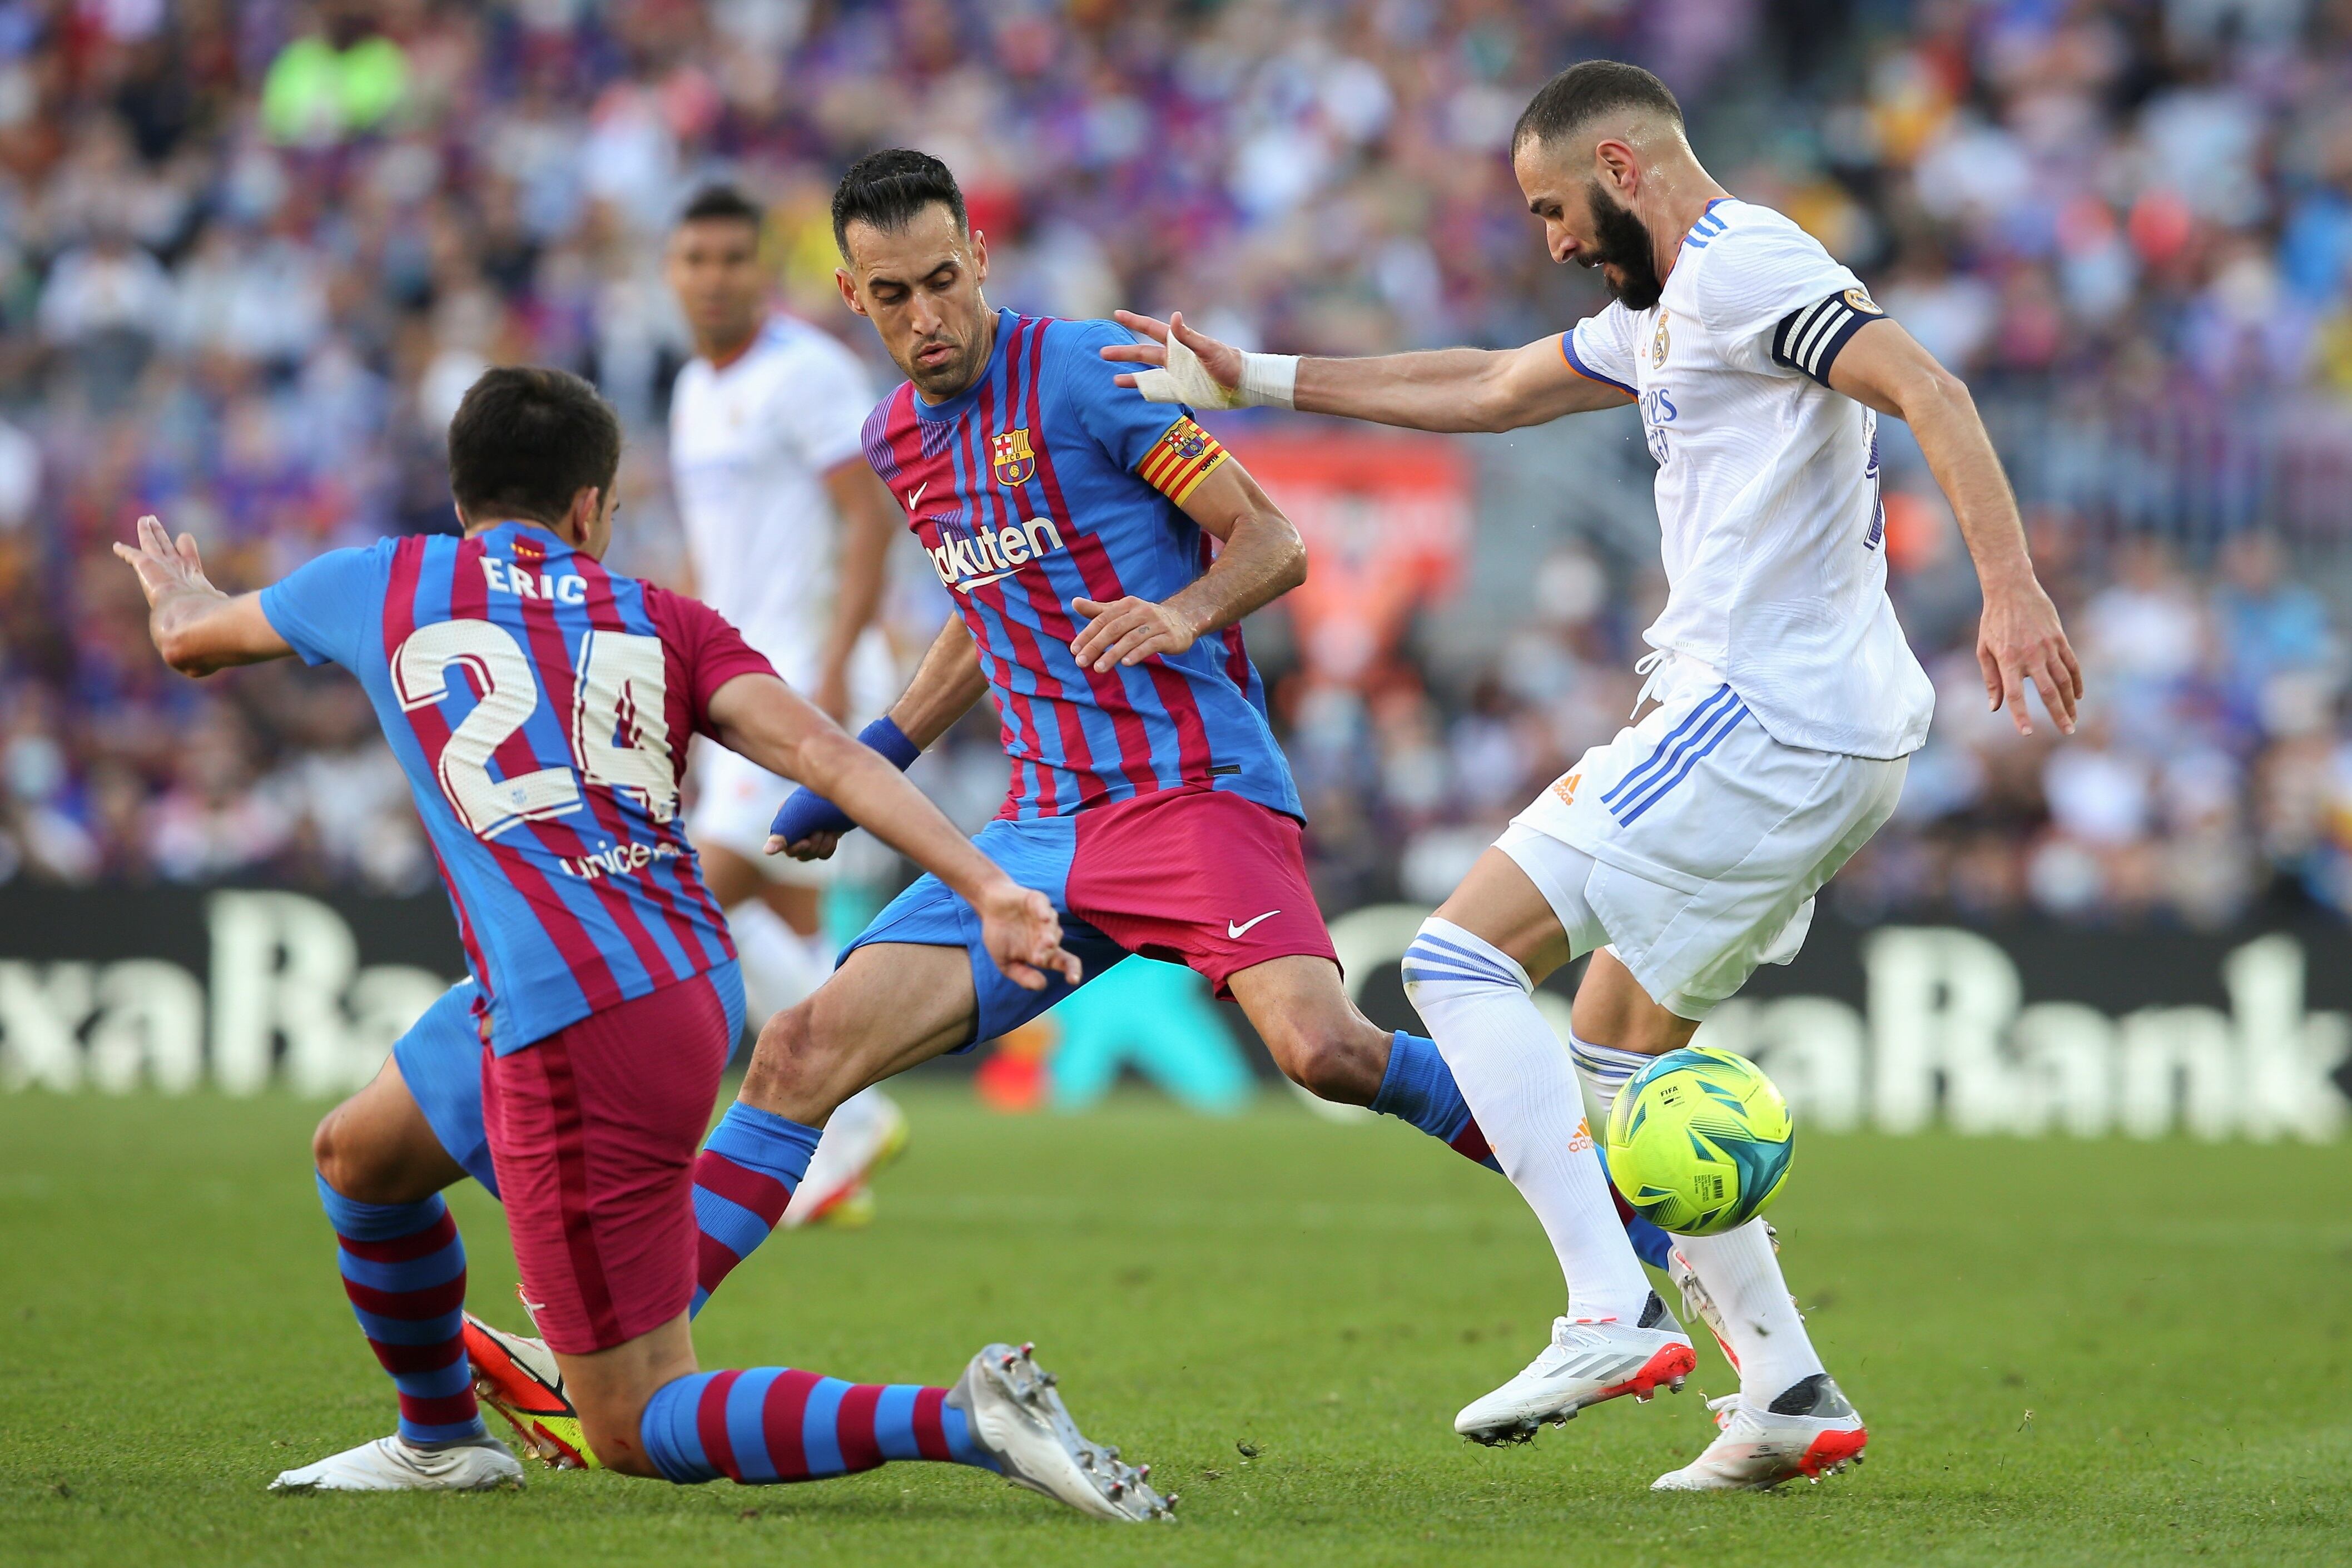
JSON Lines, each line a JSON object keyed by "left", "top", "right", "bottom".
{"left": 1603, "top": 1045, "right": 1793, "bottom": 1236}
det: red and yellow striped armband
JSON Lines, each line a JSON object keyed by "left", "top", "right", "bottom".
{"left": 1136, "top": 416, "right": 1229, "bottom": 506}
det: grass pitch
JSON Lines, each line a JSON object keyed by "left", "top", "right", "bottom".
{"left": 1, "top": 1084, "right": 2346, "bottom": 1567}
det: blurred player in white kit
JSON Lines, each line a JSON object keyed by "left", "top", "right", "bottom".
{"left": 666, "top": 185, "right": 907, "bottom": 1223}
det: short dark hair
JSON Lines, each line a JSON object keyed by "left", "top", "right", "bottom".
{"left": 446, "top": 367, "right": 622, "bottom": 527}
{"left": 831, "top": 148, "right": 967, "bottom": 253}
{"left": 678, "top": 183, "right": 762, "bottom": 230}
{"left": 1512, "top": 60, "right": 1684, "bottom": 153}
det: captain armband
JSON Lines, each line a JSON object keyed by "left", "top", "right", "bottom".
{"left": 1137, "top": 416, "right": 1229, "bottom": 506}
{"left": 1770, "top": 287, "right": 1887, "bottom": 386}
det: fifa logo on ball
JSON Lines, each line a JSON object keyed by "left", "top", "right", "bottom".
{"left": 1604, "top": 1046, "right": 1794, "bottom": 1236}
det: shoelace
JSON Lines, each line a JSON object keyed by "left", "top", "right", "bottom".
{"left": 1669, "top": 1251, "right": 1712, "bottom": 1319}
{"left": 1703, "top": 1393, "right": 1748, "bottom": 1433}
{"left": 1519, "top": 1313, "right": 1633, "bottom": 1376}
{"left": 1515, "top": 1316, "right": 1607, "bottom": 1376}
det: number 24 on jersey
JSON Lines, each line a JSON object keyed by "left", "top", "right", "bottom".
{"left": 392, "top": 619, "right": 677, "bottom": 841}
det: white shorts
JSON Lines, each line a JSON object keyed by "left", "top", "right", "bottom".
{"left": 688, "top": 743, "right": 844, "bottom": 886}
{"left": 1500, "top": 656, "right": 1906, "bottom": 1019}
{"left": 689, "top": 628, "right": 902, "bottom": 886}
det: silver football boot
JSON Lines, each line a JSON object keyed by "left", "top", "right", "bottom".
{"left": 950, "top": 1342, "right": 1175, "bottom": 1522}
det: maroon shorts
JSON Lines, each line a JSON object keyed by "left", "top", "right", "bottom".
{"left": 842, "top": 783, "right": 1341, "bottom": 1045}
{"left": 479, "top": 975, "right": 731, "bottom": 1355}
{"left": 1064, "top": 783, "right": 1338, "bottom": 997}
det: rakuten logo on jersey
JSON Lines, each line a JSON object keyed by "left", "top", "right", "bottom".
{"left": 925, "top": 514, "right": 1066, "bottom": 594}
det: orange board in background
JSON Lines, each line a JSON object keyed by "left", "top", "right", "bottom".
{"left": 1227, "top": 434, "right": 1471, "bottom": 684}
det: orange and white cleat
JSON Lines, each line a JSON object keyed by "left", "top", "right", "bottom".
{"left": 1650, "top": 1373, "right": 1867, "bottom": 1490}
{"left": 1452, "top": 1291, "right": 1695, "bottom": 1444}
{"left": 782, "top": 1087, "right": 908, "bottom": 1228}
{"left": 462, "top": 1311, "right": 596, "bottom": 1471}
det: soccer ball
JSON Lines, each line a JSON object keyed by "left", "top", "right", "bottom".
{"left": 1602, "top": 1045, "right": 1793, "bottom": 1236}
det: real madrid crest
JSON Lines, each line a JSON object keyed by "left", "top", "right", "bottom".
{"left": 991, "top": 427, "right": 1036, "bottom": 487}
{"left": 1651, "top": 309, "right": 1671, "bottom": 368}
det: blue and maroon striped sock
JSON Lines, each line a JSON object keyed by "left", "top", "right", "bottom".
{"left": 638, "top": 1368, "right": 998, "bottom": 1483}
{"left": 1372, "top": 1030, "right": 1504, "bottom": 1172}
{"left": 689, "top": 1104, "right": 822, "bottom": 1316}
{"left": 314, "top": 1176, "right": 484, "bottom": 1446}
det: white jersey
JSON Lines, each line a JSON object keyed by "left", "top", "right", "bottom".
{"left": 1565, "top": 198, "right": 1934, "bottom": 760}
{"left": 669, "top": 314, "right": 876, "bottom": 688}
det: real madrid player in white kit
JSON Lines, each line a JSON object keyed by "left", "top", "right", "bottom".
{"left": 1108, "top": 61, "right": 2082, "bottom": 1490}
{"left": 666, "top": 186, "right": 909, "bottom": 1223}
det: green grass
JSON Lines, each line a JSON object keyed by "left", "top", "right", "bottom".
{"left": 1, "top": 1086, "right": 2346, "bottom": 1566}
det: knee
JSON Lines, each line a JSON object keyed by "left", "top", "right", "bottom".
{"left": 567, "top": 1401, "right": 677, "bottom": 1486}
{"left": 738, "top": 1001, "right": 834, "bottom": 1122}
{"left": 311, "top": 1097, "right": 446, "bottom": 1207}
{"left": 310, "top": 1106, "right": 376, "bottom": 1203}
{"left": 1262, "top": 1016, "right": 1386, "bottom": 1105}
{"left": 573, "top": 1396, "right": 664, "bottom": 1480}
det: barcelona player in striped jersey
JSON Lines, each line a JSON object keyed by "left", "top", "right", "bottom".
{"left": 730, "top": 152, "right": 1527, "bottom": 1192}
{"left": 112, "top": 367, "right": 1176, "bottom": 1519}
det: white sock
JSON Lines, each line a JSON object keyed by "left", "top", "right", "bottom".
{"left": 729, "top": 900, "right": 834, "bottom": 1021}
{"left": 1574, "top": 1024, "right": 1827, "bottom": 1403}
{"left": 1674, "top": 1219, "right": 1825, "bottom": 1405}
{"left": 1569, "top": 1030, "right": 1650, "bottom": 1124}
{"left": 1402, "top": 918, "right": 1652, "bottom": 1323}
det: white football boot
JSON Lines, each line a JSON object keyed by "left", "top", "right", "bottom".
{"left": 784, "top": 1086, "right": 909, "bottom": 1227}
{"left": 950, "top": 1342, "right": 1175, "bottom": 1522}
{"left": 1651, "top": 1373, "right": 1868, "bottom": 1490}
{"left": 269, "top": 1432, "right": 523, "bottom": 1493}
{"left": 1453, "top": 1291, "right": 1697, "bottom": 1443}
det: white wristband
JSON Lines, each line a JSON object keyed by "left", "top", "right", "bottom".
{"left": 1238, "top": 351, "right": 1298, "bottom": 410}
{"left": 1130, "top": 333, "right": 1298, "bottom": 410}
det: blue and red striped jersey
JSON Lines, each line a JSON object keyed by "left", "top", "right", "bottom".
{"left": 865, "top": 309, "right": 1301, "bottom": 822}
{"left": 259, "top": 522, "right": 775, "bottom": 1054}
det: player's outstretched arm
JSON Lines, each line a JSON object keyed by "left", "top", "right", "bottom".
{"left": 1099, "top": 309, "right": 1628, "bottom": 434}
{"left": 112, "top": 514, "right": 294, "bottom": 677}
{"left": 808, "top": 459, "right": 900, "bottom": 721}
{"left": 1828, "top": 321, "right": 2082, "bottom": 737}
{"left": 707, "top": 671, "right": 1080, "bottom": 990}
{"left": 1069, "top": 459, "right": 1302, "bottom": 673}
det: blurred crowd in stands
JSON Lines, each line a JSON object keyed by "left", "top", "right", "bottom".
{"left": 3, "top": 0, "right": 2352, "bottom": 931}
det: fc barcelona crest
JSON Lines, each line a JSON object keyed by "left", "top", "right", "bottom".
{"left": 991, "top": 427, "right": 1035, "bottom": 487}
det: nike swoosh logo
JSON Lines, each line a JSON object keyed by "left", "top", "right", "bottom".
{"left": 907, "top": 482, "right": 927, "bottom": 510}
{"left": 1228, "top": 910, "right": 1279, "bottom": 939}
